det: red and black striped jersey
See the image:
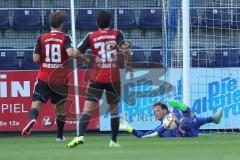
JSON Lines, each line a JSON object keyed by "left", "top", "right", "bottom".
{"left": 34, "top": 31, "right": 72, "bottom": 84}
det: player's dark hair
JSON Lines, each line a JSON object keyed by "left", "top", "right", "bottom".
{"left": 96, "top": 10, "right": 112, "bottom": 29}
{"left": 49, "top": 11, "right": 66, "bottom": 28}
{"left": 153, "top": 102, "right": 168, "bottom": 111}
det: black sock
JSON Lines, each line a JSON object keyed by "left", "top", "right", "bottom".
{"left": 29, "top": 108, "right": 39, "bottom": 120}
{"left": 111, "top": 114, "right": 120, "bottom": 143}
{"left": 56, "top": 114, "right": 66, "bottom": 139}
{"left": 79, "top": 112, "right": 92, "bottom": 136}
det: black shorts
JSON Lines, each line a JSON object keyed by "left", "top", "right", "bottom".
{"left": 86, "top": 81, "right": 121, "bottom": 104}
{"left": 32, "top": 79, "right": 68, "bottom": 104}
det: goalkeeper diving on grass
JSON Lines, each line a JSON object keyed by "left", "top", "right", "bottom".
{"left": 120, "top": 100, "right": 223, "bottom": 138}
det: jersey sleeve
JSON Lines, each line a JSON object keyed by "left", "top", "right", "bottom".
{"left": 64, "top": 34, "right": 73, "bottom": 50}
{"left": 132, "top": 124, "right": 163, "bottom": 138}
{"left": 172, "top": 108, "right": 183, "bottom": 120}
{"left": 154, "top": 124, "right": 168, "bottom": 134}
{"left": 116, "top": 30, "right": 125, "bottom": 46}
{"left": 34, "top": 36, "right": 41, "bottom": 55}
{"left": 77, "top": 33, "right": 91, "bottom": 53}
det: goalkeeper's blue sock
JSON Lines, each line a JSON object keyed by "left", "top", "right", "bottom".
{"left": 56, "top": 114, "right": 66, "bottom": 139}
{"left": 79, "top": 112, "right": 91, "bottom": 136}
{"left": 111, "top": 114, "right": 120, "bottom": 143}
{"left": 29, "top": 108, "right": 39, "bottom": 120}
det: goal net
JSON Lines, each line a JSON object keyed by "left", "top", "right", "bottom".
{"left": 165, "top": 0, "right": 240, "bottom": 132}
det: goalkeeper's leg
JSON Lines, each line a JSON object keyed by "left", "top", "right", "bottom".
{"left": 169, "top": 100, "right": 195, "bottom": 118}
{"left": 180, "top": 108, "right": 223, "bottom": 130}
{"left": 169, "top": 100, "right": 188, "bottom": 111}
{"left": 194, "top": 108, "right": 223, "bottom": 127}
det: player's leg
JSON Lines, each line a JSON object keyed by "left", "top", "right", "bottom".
{"left": 192, "top": 108, "right": 223, "bottom": 128}
{"left": 67, "top": 100, "right": 96, "bottom": 147}
{"left": 22, "top": 79, "right": 50, "bottom": 137}
{"left": 109, "top": 103, "right": 121, "bottom": 147}
{"left": 107, "top": 81, "right": 121, "bottom": 147}
{"left": 78, "top": 81, "right": 104, "bottom": 138}
{"left": 54, "top": 101, "right": 66, "bottom": 142}
{"left": 50, "top": 83, "right": 68, "bottom": 142}
{"left": 68, "top": 81, "right": 103, "bottom": 148}
{"left": 179, "top": 108, "right": 223, "bottom": 132}
{"left": 169, "top": 100, "right": 195, "bottom": 118}
{"left": 22, "top": 101, "right": 42, "bottom": 137}
{"left": 79, "top": 100, "right": 96, "bottom": 137}
{"left": 169, "top": 100, "right": 188, "bottom": 112}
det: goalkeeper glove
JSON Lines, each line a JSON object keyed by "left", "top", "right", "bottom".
{"left": 119, "top": 119, "right": 134, "bottom": 133}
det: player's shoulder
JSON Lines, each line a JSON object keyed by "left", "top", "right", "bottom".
{"left": 88, "top": 31, "right": 97, "bottom": 36}
{"left": 62, "top": 32, "right": 71, "bottom": 37}
{"left": 56, "top": 32, "right": 71, "bottom": 39}
{"left": 86, "top": 31, "right": 95, "bottom": 40}
{"left": 169, "top": 108, "right": 182, "bottom": 119}
{"left": 38, "top": 33, "right": 47, "bottom": 38}
{"left": 35, "top": 34, "right": 42, "bottom": 40}
{"left": 35, "top": 33, "right": 46, "bottom": 42}
{"left": 111, "top": 29, "right": 124, "bottom": 34}
{"left": 40, "top": 32, "right": 53, "bottom": 39}
{"left": 169, "top": 107, "right": 178, "bottom": 114}
{"left": 115, "top": 29, "right": 123, "bottom": 33}
{"left": 86, "top": 31, "right": 94, "bottom": 37}
{"left": 106, "top": 28, "right": 123, "bottom": 35}
{"left": 64, "top": 33, "right": 72, "bottom": 40}
{"left": 170, "top": 107, "right": 180, "bottom": 113}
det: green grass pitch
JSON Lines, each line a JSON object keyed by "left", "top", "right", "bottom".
{"left": 0, "top": 134, "right": 239, "bottom": 160}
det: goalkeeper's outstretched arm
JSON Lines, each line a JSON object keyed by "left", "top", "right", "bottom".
{"left": 131, "top": 125, "right": 167, "bottom": 138}
{"left": 121, "top": 120, "right": 166, "bottom": 138}
{"left": 120, "top": 119, "right": 154, "bottom": 138}
{"left": 131, "top": 129, "right": 157, "bottom": 138}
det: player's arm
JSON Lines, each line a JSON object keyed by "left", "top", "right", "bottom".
{"left": 121, "top": 43, "right": 133, "bottom": 72}
{"left": 73, "top": 49, "right": 90, "bottom": 63}
{"left": 117, "top": 30, "right": 133, "bottom": 73}
{"left": 33, "top": 36, "right": 41, "bottom": 64}
{"left": 64, "top": 34, "right": 74, "bottom": 57}
{"left": 142, "top": 125, "right": 167, "bottom": 138}
{"left": 132, "top": 129, "right": 156, "bottom": 138}
{"left": 129, "top": 125, "right": 166, "bottom": 138}
{"left": 74, "top": 33, "right": 91, "bottom": 63}
{"left": 120, "top": 119, "right": 158, "bottom": 138}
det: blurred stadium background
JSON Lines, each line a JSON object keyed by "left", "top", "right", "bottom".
{"left": 2, "top": 0, "right": 240, "bottom": 69}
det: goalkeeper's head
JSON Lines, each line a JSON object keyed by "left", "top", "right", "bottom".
{"left": 97, "top": 10, "right": 112, "bottom": 29}
{"left": 49, "top": 11, "right": 66, "bottom": 30}
{"left": 152, "top": 102, "right": 168, "bottom": 121}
